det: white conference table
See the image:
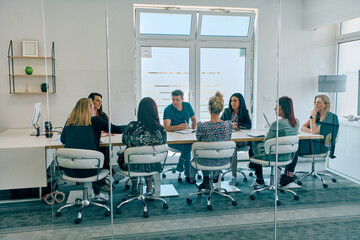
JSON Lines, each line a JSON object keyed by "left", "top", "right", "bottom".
{"left": 0, "top": 128, "right": 322, "bottom": 201}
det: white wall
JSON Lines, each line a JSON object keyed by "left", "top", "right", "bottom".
{"left": 303, "top": 0, "right": 360, "bottom": 29}
{"left": 0, "top": 0, "right": 339, "bottom": 132}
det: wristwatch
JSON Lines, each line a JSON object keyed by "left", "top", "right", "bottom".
{"left": 310, "top": 116, "right": 314, "bottom": 119}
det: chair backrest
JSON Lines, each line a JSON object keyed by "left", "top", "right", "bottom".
{"left": 192, "top": 141, "right": 236, "bottom": 160}
{"left": 264, "top": 135, "right": 299, "bottom": 156}
{"left": 124, "top": 144, "right": 168, "bottom": 165}
{"left": 56, "top": 148, "right": 104, "bottom": 169}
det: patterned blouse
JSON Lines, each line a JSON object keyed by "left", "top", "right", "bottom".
{"left": 120, "top": 121, "right": 167, "bottom": 172}
{"left": 122, "top": 121, "right": 167, "bottom": 147}
{"left": 195, "top": 120, "right": 233, "bottom": 166}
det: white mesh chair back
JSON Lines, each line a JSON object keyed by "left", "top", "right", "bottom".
{"left": 124, "top": 144, "right": 168, "bottom": 165}
{"left": 56, "top": 148, "right": 104, "bottom": 169}
{"left": 264, "top": 136, "right": 299, "bottom": 155}
{"left": 191, "top": 141, "right": 236, "bottom": 171}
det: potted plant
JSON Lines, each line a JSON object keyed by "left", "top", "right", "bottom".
{"left": 40, "top": 83, "right": 48, "bottom": 92}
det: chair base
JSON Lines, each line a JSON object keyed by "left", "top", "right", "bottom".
{"left": 221, "top": 167, "right": 254, "bottom": 183}
{"left": 250, "top": 184, "right": 299, "bottom": 206}
{"left": 55, "top": 183, "right": 110, "bottom": 224}
{"left": 186, "top": 178, "right": 237, "bottom": 210}
{"left": 295, "top": 158, "right": 337, "bottom": 188}
{"left": 116, "top": 180, "right": 168, "bottom": 218}
{"left": 249, "top": 167, "right": 299, "bottom": 206}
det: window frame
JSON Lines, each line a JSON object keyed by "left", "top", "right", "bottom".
{"left": 336, "top": 23, "right": 360, "bottom": 116}
{"left": 135, "top": 7, "right": 255, "bottom": 121}
{"left": 197, "top": 11, "right": 255, "bottom": 41}
{"left": 135, "top": 8, "right": 197, "bottom": 40}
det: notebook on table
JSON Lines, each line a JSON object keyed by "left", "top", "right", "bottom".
{"left": 175, "top": 129, "right": 196, "bottom": 134}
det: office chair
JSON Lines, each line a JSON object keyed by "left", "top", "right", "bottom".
{"left": 161, "top": 146, "right": 202, "bottom": 182}
{"left": 54, "top": 148, "right": 110, "bottom": 224}
{"left": 221, "top": 145, "right": 254, "bottom": 183}
{"left": 186, "top": 141, "right": 238, "bottom": 210}
{"left": 296, "top": 133, "right": 337, "bottom": 188}
{"left": 249, "top": 136, "right": 299, "bottom": 206}
{"left": 116, "top": 144, "right": 169, "bottom": 218}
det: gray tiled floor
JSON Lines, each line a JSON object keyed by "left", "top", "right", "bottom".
{"left": 1, "top": 160, "right": 360, "bottom": 240}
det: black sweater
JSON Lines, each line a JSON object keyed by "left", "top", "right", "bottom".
{"left": 61, "top": 116, "right": 125, "bottom": 151}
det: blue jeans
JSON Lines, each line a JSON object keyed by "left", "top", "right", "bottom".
{"left": 168, "top": 143, "right": 192, "bottom": 177}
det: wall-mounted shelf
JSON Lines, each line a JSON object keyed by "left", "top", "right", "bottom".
{"left": 7, "top": 40, "right": 56, "bottom": 94}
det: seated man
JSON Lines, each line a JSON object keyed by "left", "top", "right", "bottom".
{"left": 164, "top": 89, "right": 197, "bottom": 184}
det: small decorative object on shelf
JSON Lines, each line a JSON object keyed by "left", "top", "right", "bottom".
{"left": 25, "top": 66, "right": 33, "bottom": 75}
{"left": 40, "top": 83, "right": 47, "bottom": 92}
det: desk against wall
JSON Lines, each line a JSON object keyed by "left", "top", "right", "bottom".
{"left": 0, "top": 128, "right": 323, "bottom": 192}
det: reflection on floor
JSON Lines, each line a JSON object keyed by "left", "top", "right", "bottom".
{"left": 1, "top": 160, "right": 360, "bottom": 240}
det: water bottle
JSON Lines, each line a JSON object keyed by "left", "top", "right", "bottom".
{"left": 45, "top": 121, "right": 53, "bottom": 138}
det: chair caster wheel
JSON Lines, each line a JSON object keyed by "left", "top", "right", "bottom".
{"left": 163, "top": 203, "right": 169, "bottom": 209}
{"left": 125, "top": 184, "right": 130, "bottom": 190}
{"left": 116, "top": 208, "right": 121, "bottom": 214}
{"left": 104, "top": 211, "right": 111, "bottom": 217}
{"left": 332, "top": 178, "right": 337, "bottom": 183}
{"left": 171, "top": 169, "right": 176, "bottom": 174}
{"left": 197, "top": 175, "right": 202, "bottom": 180}
{"left": 162, "top": 174, "right": 166, "bottom": 179}
{"left": 187, "top": 198, "right": 192, "bottom": 204}
{"left": 75, "top": 198, "right": 82, "bottom": 206}
{"left": 243, "top": 178, "right": 248, "bottom": 183}
{"left": 250, "top": 195, "right": 255, "bottom": 200}
{"left": 55, "top": 212, "right": 61, "bottom": 217}
{"left": 279, "top": 189, "right": 284, "bottom": 193}
{"left": 249, "top": 172, "right": 253, "bottom": 177}
{"left": 207, "top": 205, "right": 213, "bottom": 210}
{"left": 294, "top": 195, "right": 299, "bottom": 201}
{"left": 323, "top": 183, "right": 328, "bottom": 188}
{"left": 314, "top": 175, "right": 317, "bottom": 178}
{"left": 198, "top": 193, "right": 202, "bottom": 197}
{"left": 277, "top": 200, "right": 281, "bottom": 206}
{"left": 122, "top": 197, "right": 127, "bottom": 202}
{"left": 232, "top": 201, "right": 237, "bottom": 206}
{"left": 144, "top": 212, "right": 149, "bottom": 218}
{"left": 297, "top": 181, "right": 302, "bottom": 186}
{"left": 178, "top": 178, "right": 182, "bottom": 183}
{"left": 74, "top": 218, "right": 81, "bottom": 224}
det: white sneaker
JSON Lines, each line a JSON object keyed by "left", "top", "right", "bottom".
{"left": 280, "top": 182, "right": 302, "bottom": 189}
{"left": 228, "top": 176, "right": 237, "bottom": 186}
{"left": 251, "top": 180, "right": 266, "bottom": 189}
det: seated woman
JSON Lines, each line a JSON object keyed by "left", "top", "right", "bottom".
{"left": 220, "top": 93, "right": 252, "bottom": 185}
{"left": 88, "top": 92, "right": 122, "bottom": 191}
{"left": 249, "top": 96, "right": 299, "bottom": 188}
{"left": 190, "top": 91, "right": 233, "bottom": 189}
{"left": 119, "top": 97, "right": 167, "bottom": 195}
{"left": 60, "top": 98, "right": 124, "bottom": 203}
{"left": 283, "top": 94, "right": 339, "bottom": 186}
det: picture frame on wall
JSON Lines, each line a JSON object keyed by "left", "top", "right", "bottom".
{"left": 22, "top": 40, "right": 38, "bottom": 57}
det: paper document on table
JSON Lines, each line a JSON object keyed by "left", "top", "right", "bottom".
{"left": 246, "top": 131, "right": 266, "bottom": 137}
{"left": 175, "top": 129, "right": 196, "bottom": 134}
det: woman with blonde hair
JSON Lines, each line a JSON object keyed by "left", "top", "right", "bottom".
{"left": 61, "top": 98, "right": 124, "bottom": 203}
{"left": 283, "top": 94, "right": 339, "bottom": 186}
{"left": 189, "top": 91, "right": 233, "bottom": 189}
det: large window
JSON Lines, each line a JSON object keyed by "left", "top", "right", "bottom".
{"left": 337, "top": 17, "right": 360, "bottom": 117}
{"left": 135, "top": 7, "right": 255, "bottom": 122}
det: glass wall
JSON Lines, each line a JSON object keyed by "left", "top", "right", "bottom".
{"left": 42, "top": 0, "right": 113, "bottom": 237}
{"left": 6, "top": 0, "right": 360, "bottom": 239}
